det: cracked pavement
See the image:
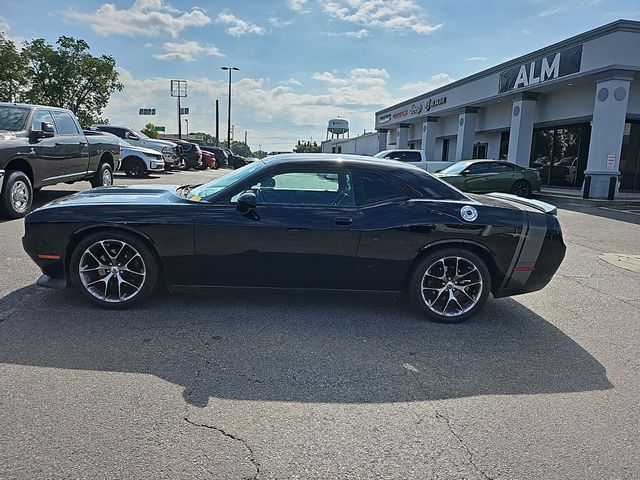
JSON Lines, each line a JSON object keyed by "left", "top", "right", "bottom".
{"left": 0, "top": 171, "right": 639, "bottom": 479}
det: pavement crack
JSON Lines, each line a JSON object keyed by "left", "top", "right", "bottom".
{"left": 435, "top": 411, "right": 494, "bottom": 480}
{"left": 183, "top": 417, "right": 261, "bottom": 480}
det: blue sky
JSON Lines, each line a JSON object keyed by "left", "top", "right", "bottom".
{"left": 2, "top": 0, "right": 639, "bottom": 151}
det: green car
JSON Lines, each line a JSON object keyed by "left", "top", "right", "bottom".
{"left": 434, "top": 160, "right": 541, "bottom": 197}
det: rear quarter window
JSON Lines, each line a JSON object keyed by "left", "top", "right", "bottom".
{"left": 391, "top": 169, "right": 468, "bottom": 201}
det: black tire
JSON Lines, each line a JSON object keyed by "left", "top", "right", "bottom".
{"left": 123, "top": 157, "right": 147, "bottom": 178}
{"left": 511, "top": 180, "right": 531, "bottom": 198}
{"left": 408, "top": 248, "right": 491, "bottom": 323}
{"left": 0, "top": 171, "right": 33, "bottom": 219}
{"left": 90, "top": 162, "right": 114, "bottom": 188}
{"left": 69, "top": 230, "right": 161, "bottom": 309}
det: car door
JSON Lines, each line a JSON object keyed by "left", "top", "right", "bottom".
{"left": 486, "top": 161, "right": 518, "bottom": 192}
{"left": 28, "top": 109, "right": 67, "bottom": 185}
{"left": 194, "top": 168, "right": 361, "bottom": 289}
{"left": 461, "top": 162, "right": 492, "bottom": 192}
{"left": 51, "top": 111, "right": 89, "bottom": 179}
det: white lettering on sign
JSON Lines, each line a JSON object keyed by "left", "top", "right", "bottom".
{"left": 541, "top": 53, "right": 560, "bottom": 82}
{"left": 606, "top": 154, "right": 616, "bottom": 170}
{"left": 514, "top": 65, "right": 528, "bottom": 89}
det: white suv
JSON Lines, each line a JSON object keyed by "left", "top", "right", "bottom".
{"left": 374, "top": 149, "right": 454, "bottom": 173}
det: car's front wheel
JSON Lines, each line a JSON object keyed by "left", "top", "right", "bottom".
{"left": 408, "top": 248, "right": 491, "bottom": 323}
{"left": 0, "top": 171, "right": 33, "bottom": 219}
{"left": 70, "top": 231, "right": 161, "bottom": 309}
{"left": 123, "top": 158, "right": 147, "bottom": 177}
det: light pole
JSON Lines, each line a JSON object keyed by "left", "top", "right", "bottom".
{"left": 221, "top": 66, "right": 239, "bottom": 150}
{"left": 184, "top": 118, "right": 189, "bottom": 139}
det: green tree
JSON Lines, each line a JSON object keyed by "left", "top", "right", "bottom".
{"left": 140, "top": 123, "right": 159, "bottom": 139}
{"left": 0, "top": 32, "right": 27, "bottom": 102}
{"left": 21, "top": 36, "right": 123, "bottom": 127}
{"left": 252, "top": 149, "right": 267, "bottom": 159}
{"left": 230, "top": 140, "right": 252, "bottom": 157}
{"left": 293, "top": 141, "right": 321, "bottom": 153}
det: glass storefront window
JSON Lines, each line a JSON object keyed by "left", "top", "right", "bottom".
{"left": 620, "top": 122, "right": 640, "bottom": 192}
{"left": 530, "top": 124, "right": 590, "bottom": 188}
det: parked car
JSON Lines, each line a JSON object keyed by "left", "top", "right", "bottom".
{"left": 90, "top": 125, "right": 179, "bottom": 171}
{"left": 200, "top": 150, "right": 217, "bottom": 169}
{"left": 0, "top": 103, "right": 120, "bottom": 218}
{"left": 245, "top": 157, "right": 260, "bottom": 163}
{"left": 24, "top": 153, "right": 565, "bottom": 323}
{"left": 159, "top": 138, "right": 202, "bottom": 170}
{"left": 227, "top": 151, "right": 247, "bottom": 169}
{"left": 85, "top": 131, "right": 165, "bottom": 177}
{"left": 434, "top": 159, "right": 541, "bottom": 197}
{"left": 374, "top": 149, "right": 454, "bottom": 172}
{"left": 200, "top": 146, "right": 228, "bottom": 168}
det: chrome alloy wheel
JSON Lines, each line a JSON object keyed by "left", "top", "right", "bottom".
{"left": 420, "top": 256, "right": 483, "bottom": 317}
{"left": 102, "top": 168, "right": 113, "bottom": 186}
{"left": 78, "top": 239, "right": 146, "bottom": 303}
{"left": 10, "top": 180, "right": 30, "bottom": 213}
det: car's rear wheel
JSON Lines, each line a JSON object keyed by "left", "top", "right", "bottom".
{"left": 70, "top": 231, "right": 161, "bottom": 309}
{"left": 511, "top": 180, "right": 531, "bottom": 198}
{"left": 408, "top": 248, "right": 491, "bottom": 323}
{"left": 0, "top": 171, "right": 33, "bottom": 219}
{"left": 90, "top": 162, "right": 113, "bottom": 188}
{"left": 123, "top": 157, "right": 146, "bottom": 177}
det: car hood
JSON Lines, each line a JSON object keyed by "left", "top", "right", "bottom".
{"left": 142, "top": 139, "right": 177, "bottom": 149}
{"left": 121, "top": 145, "right": 163, "bottom": 156}
{"left": 30, "top": 185, "right": 187, "bottom": 213}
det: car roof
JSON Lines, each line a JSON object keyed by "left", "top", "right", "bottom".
{"left": 260, "top": 153, "right": 429, "bottom": 172}
{"left": 0, "top": 102, "right": 71, "bottom": 113}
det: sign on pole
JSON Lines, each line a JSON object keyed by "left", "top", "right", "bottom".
{"left": 180, "top": 107, "right": 189, "bottom": 115}
{"left": 139, "top": 108, "right": 156, "bottom": 115}
{"left": 154, "top": 126, "right": 165, "bottom": 133}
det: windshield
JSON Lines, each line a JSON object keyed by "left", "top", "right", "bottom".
{"left": 373, "top": 151, "right": 389, "bottom": 158}
{"left": 131, "top": 129, "right": 149, "bottom": 139}
{"left": 187, "top": 161, "right": 265, "bottom": 200}
{"left": 439, "top": 162, "right": 470, "bottom": 175}
{"left": 0, "top": 106, "right": 29, "bottom": 132}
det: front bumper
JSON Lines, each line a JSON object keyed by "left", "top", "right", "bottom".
{"left": 37, "top": 274, "right": 67, "bottom": 289}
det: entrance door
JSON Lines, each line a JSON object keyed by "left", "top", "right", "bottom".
{"left": 620, "top": 122, "right": 640, "bottom": 192}
{"left": 531, "top": 125, "right": 590, "bottom": 188}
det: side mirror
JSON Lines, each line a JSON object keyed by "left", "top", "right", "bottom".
{"left": 126, "top": 132, "right": 139, "bottom": 141}
{"left": 30, "top": 122, "right": 55, "bottom": 140}
{"left": 236, "top": 190, "right": 257, "bottom": 214}
{"left": 460, "top": 170, "right": 469, "bottom": 176}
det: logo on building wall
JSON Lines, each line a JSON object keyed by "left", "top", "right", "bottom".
{"left": 425, "top": 96, "right": 447, "bottom": 111}
{"left": 392, "top": 109, "right": 408, "bottom": 119}
{"left": 378, "top": 114, "right": 392, "bottom": 124}
{"left": 409, "top": 103, "right": 423, "bottom": 115}
{"left": 498, "top": 45, "right": 582, "bottom": 93}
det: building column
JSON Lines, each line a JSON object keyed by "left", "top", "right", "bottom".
{"left": 455, "top": 107, "right": 479, "bottom": 161}
{"left": 377, "top": 129, "right": 388, "bottom": 152}
{"left": 507, "top": 92, "right": 538, "bottom": 167}
{"left": 421, "top": 117, "right": 439, "bottom": 160}
{"left": 396, "top": 124, "right": 410, "bottom": 149}
{"left": 583, "top": 71, "right": 634, "bottom": 199}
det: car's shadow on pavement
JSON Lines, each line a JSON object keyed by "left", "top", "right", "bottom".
{"left": 0, "top": 286, "right": 612, "bottom": 406}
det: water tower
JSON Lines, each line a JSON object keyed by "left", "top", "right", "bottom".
{"left": 327, "top": 118, "right": 349, "bottom": 140}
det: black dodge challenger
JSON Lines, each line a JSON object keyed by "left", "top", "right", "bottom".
{"left": 22, "top": 154, "right": 566, "bottom": 323}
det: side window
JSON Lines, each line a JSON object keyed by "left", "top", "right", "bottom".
{"left": 52, "top": 112, "right": 79, "bottom": 135}
{"left": 99, "top": 126, "right": 125, "bottom": 138}
{"left": 356, "top": 173, "right": 405, "bottom": 205}
{"left": 234, "top": 171, "right": 355, "bottom": 206}
{"left": 465, "top": 163, "right": 490, "bottom": 174}
{"left": 403, "top": 151, "right": 422, "bottom": 162}
{"left": 31, "top": 110, "right": 56, "bottom": 133}
{"left": 489, "top": 162, "right": 515, "bottom": 173}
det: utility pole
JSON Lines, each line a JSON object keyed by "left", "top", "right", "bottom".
{"left": 170, "top": 80, "right": 187, "bottom": 139}
{"left": 215, "top": 99, "right": 219, "bottom": 146}
{"left": 244, "top": 130, "right": 247, "bottom": 145}
{"left": 221, "top": 66, "right": 239, "bottom": 150}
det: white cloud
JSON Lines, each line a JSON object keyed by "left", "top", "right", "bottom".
{"left": 0, "top": 16, "right": 9, "bottom": 33}
{"left": 283, "top": 78, "right": 303, "bottom": 87}
{"left": 268, "top": 17, "right": 292, "bottom": 27}
{"left": 465, "top": 56, "right": 487, "bottom": 61}
{"left": 103, "top": 67, "right": 393, "bottom": 150}
{"left": 288, "top": 0, "right": 310, "bottom": 13}
{"left": 345, "top": 29, "right": 369, "bottom": 38}
{"left": 152, "top": 41, "right": 225, "bottom": 61}
{"left": 216, "top": 11, "right": 265, "bottom": 37}
{"left": 64, "top": 0, "right": 211, "bottom": 37}
{"left": 398, "top": 73, "right": 454, "bottom": 93}
{"left": 322, "top": 0, "right": 443, "bottom": 35}
{"left": 0, "top": 16, "right": 25, "bottom": 48}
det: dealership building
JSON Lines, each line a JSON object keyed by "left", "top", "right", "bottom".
{"left": 374, "top": 20, "right": 640, "bottom": 197}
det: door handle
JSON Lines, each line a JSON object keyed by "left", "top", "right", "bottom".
{"left": 334, "top": 216, "right": 353, "bottom": 226}
{"left": 79, "top": 141, "right": 88, "bottom": 145}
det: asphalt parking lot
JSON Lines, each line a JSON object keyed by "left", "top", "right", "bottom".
{"left": 1, "top": 170, "right": 639, "bottom": 479}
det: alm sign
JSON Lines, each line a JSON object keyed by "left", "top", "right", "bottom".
{"left": 499, "top": 45, "right": 582, "bottom": 93}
